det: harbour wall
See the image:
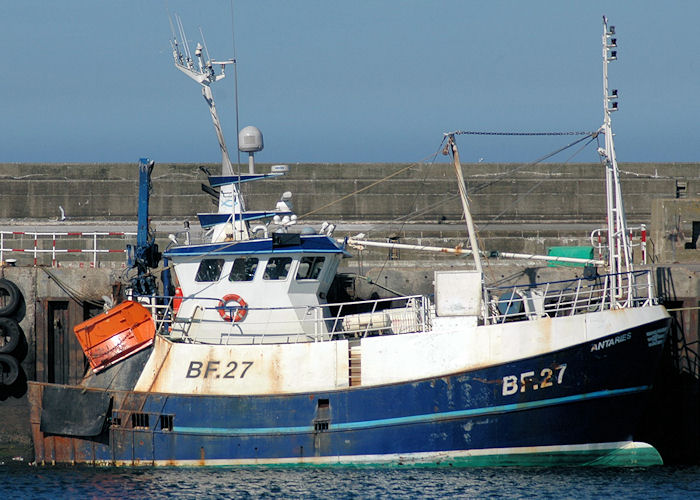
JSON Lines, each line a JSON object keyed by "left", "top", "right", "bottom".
{"left": 0, "top": 162, "right": 696, "bottom": 224}
{"left": 0, "top": 161, "right": 697, "bottom": 262}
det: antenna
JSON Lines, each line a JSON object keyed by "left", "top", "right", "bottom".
{"left": 170, "top": 13, "right": 249, "bottom": 241}
{"left": 199, "top": 27, "right": 212, "bottom": 62}
{"left": 175, "top": 15, "right": 192, "bottom": 67}
{"left": 171, "top": 13, "right": 235, "bottom": 175}
{"left": 230, "top": 0, "right": 242, "bottom": 169}
{"left": 600, "top": 16, "right": 633, "bottom": 307}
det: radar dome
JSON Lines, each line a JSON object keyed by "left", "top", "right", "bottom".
{"left": 238, "top": 126, "right": 264, "bottom": 153}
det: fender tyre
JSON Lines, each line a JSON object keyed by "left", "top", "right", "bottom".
{"left": 0, "top": 317, "right": 20, "bottom": 354}
{"left": 0, "top": 353, "right": 19, "bottom": 386}
{"left": 0, "top": 279, "right": 20, "bottom": 317}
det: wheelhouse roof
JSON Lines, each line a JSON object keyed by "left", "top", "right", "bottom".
{"left": 164, "top": 234, "right": 351, "bottom": 258}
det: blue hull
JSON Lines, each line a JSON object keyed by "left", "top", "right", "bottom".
{"left": 30, "top": 318, "right": 670, "bottom": 466}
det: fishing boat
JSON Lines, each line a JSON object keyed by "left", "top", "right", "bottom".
{"left": 28, "top": 17, "right": 671, "bottom": 467}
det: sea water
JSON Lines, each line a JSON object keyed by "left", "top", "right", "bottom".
{"left": 0, "top": 464, "right": 698, "bottom": 498}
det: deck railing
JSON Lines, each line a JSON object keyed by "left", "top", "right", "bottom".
{"left": 485, "top": 270, "right": 657, "bottom": 324}
{"left": 139, "top": 271, "right": 657, "bottom": 345}
{"left": 151, "top": 294, "right": 431, "bottom": 344}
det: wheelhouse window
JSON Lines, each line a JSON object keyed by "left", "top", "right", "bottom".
{"left": 263, "top": 257, "right": 292, "bottom": 281}
{"left": 195, "top": 258, "right": 225, "bottom": 282}
{"left": 229, "top": 257, "right": 259, "bottom": 282}
{"left": 296, "top": 256, "right": 326, "bottom": 280}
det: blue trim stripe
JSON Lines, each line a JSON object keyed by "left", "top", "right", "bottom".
{"left": 173, "top": 385, "right": 649, "bottom": 437}
{"left": 198, "top": 211, "right": 293, "bottom": 229}
{"left": 164, "top": 235, "right": 349, "bottom": 258}
{"left": 208, "top": 174, "right": 283, "bottom": 187}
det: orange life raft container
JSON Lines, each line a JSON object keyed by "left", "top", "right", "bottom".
{"left": 73, "top": 300, "right": 156, "bottom": 373}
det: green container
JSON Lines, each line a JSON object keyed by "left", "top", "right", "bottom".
{"left": 547, "top": 246, "right": 595, "bottom": 267}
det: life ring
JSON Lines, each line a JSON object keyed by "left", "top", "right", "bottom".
{"left": 0, "top": 279, "right": 21, "bottom": 317}
{"left": 217, "top": 294, "right": 248, "bottom": 322}
{"left": 172, "top": 287, "right": 183, "bottom": 315}
{"left": 0, "top": 317, "right": 20, "bottom": 354}
{"left": 0, "top": 353, "right": 19, "bottom": 386}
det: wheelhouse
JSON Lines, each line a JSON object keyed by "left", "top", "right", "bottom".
{"left": 163, "top": 234, "right": 350, "bottom": 344}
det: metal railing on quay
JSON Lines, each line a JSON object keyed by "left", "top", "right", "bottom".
{"left": 0, "top": 230, "right": 136, "bottom": 267}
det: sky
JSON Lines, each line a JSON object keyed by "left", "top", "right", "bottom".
{"left": 1, "top": 1, "right": 699, "bottom": 166}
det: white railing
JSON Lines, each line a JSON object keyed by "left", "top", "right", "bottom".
{"left": 0, "top": 231, "right": 136, "bottom": 267}
{"left": 155, "top": 295, "right": 431, "bottom": 344}
{"left": 485, "top": 270, "right": 657, "bottom": 324}
{"left": 140, "top": 271, "right": 657, "bottom": 345}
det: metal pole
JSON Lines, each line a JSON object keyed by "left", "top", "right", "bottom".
{"left": 447, "top": 135, "right": 483, "bottom": 274}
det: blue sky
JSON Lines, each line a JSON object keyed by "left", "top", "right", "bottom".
{"left": 1, "top": 1, "right": 698, "bottom": 165}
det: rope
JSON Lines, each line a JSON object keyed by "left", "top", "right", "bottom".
{"left": 479, "top": 133, "right": 599, "bottom": 229}
{"left": 297, "top": 149, "right": 443, "bottom": 221}
{"left": 41, "top": 267, "right": 104, "bottom": 307}
{"left": 394, "top": 132, "right": 598, "bottom": 224}
{"left": 364, "top": 145, "right": 445, "bottom": 295}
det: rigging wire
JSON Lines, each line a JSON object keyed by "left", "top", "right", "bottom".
{"left": 364, "top": 146, "right": 445, "bottom": 296}
{"left": 297, "top": 156, "right": 431, "bottom": 221}
{"left": 393, "top": 131, "right": 599, "bottom": 224}
{"left": 449, "top": 130, "right": 596, "bottom": 136}
{"left": 480, "top": 133, "right": 599, "bottom": 229}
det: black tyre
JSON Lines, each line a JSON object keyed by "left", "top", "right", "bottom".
{"left": 0, "top": 353, "right": 19, "bottom": 385}
{"left": 0, "top": 279, "right": 20, "bottom": 317}
{"left": 0, "top": 317, "right": 20, "bottom": 354}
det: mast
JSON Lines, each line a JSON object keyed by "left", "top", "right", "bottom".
{"left": 599, "top": 16, "right": 633, "bottom": 307}
{"left": 446, "top": 134, "right": 483, "bottom": 274}
{"left": 171, "top": 16, "right": 235, "bottom": 176}
{"left": 171, "top": 15, "right": 249, "bottom": 241}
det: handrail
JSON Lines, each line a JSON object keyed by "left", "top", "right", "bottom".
{"left": 138, "top": 270, "right": 657, "bottom": 344}
{"left": 485, "top": 270, "right": 656, "bottom": 323}
{"left": 154, "top": 294, "right": 428, "bottom": 343}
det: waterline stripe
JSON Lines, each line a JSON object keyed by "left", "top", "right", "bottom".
{"left": 173, "top": 385, "right": 649, "bottom": 436}
{"left": 108, "top": 441, "right": 661, "bottom": 467}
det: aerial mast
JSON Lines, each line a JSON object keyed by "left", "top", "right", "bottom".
{"left": 599, "top": 16, "right": 633, "bottom": 307}
{"left": 170, "top": 14, "right": 249, "bottom": 241}
{"left": 171, "top": 15, "right": 235, "bottom": 176}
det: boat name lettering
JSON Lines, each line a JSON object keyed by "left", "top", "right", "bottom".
{"left": 185, "top": 360, "right": 254, "bottom": 379}
{"left": 502, "top": 364, "right": 567, "bottom": 396}
{"left": 590, "top": 332, "right": 632, "bottom": 352}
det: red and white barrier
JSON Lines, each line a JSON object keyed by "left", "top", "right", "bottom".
{"left": 0, "top": 231, "right": 136, "bottom": 267}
